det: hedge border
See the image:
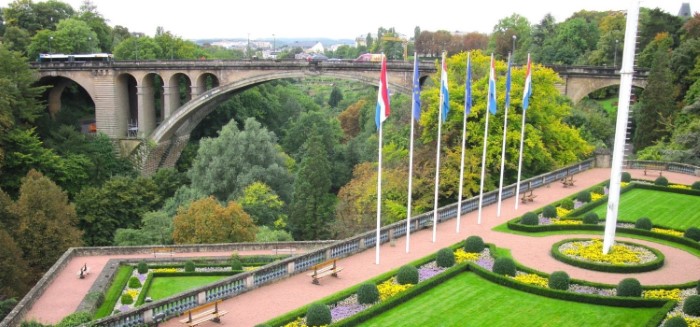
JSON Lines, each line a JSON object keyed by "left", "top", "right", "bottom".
{"left": 134, "top": 273, "right": 154, "bottom": 307}
{"left": 550, "top": 238, "right": 665, "bottom": 273}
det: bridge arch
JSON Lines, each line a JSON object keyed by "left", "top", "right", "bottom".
{"left": 36, "top": 76, "right": 95, "bottom": 119}
{"left": 559, "top": 75, "right": 647, "bottom": 104}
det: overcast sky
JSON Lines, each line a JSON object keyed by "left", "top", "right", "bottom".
{"left": 1, "top": 0, "right": 696, "bottom": 40}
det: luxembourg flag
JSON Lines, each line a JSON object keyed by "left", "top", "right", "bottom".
{"left": 375, "top": 55, "right": 390, "bottom": 129}
{"left": 488, "top": 54, "right": 497, "bottom": 115}
{"left": 440, "top": 53, "right": 450, "bottom": 122}
{"left": 522, "top": 54, "right": 533, "bottom": 111}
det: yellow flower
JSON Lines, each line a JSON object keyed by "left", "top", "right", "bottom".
{"left": 126, "top": 288, "right": 139, "bottom": 298}
{"left": 666, "top": 315, "right": 700, "bottom": 327}
{"left": 283, "top": 317, "right": 309, "bottom": 327}
{"left": 512, "top": 274, "right": 549, "bottom": 288}
{"left": 560, "top": 239, "right": 646, "bottom": 265}
{"left": 556, "top": 207, "right": 572, "bottom": 218}
{"left": 591, "top": 193, "right": 604, "bottom": 201}
{"left": 651, "top": 228, "right": 684, "bottom": 238}
{"left": 377, "top": 278, "right": 413, "bottom": 301}
{"left": 669, "top": 184, "right": 691, "bottom": 190}
{"left": 552, "top": 219, "right": 582, "bottom": 225}
{"left": 454, "top": 249, "right": 480, "bottom": 264}
{"left": 621, "top": 182, "right": 630, "bottom": 188}
{"left": 643, "top": 289, "right": 681, "bottom": 301}
{"left": 153, "top": 268, "right": 179, "bottom": 273}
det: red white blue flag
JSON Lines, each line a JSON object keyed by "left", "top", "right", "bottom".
{"left": 440, "top": 52, "right": 450, "bottom": 122}
{"left": 375, "top": 55, "right": 390, "bottom": 129}
{"left": 522, "top": 54, "right": 533, "bottom": 111}
{"left": 488, "top": 54, "right": 497, "bottom": 115}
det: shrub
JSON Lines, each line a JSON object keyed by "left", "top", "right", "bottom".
{"left": 55, "top": 311, "right": 92, "bottom": 327}
{"left": 635, "top": 217, "right": 653, "bottom": 231}
{"left": 184, "top": 261, "right": 195, "bottom": 272}
{"left": 560, "top": 199, "right": 574, "bottom": 210}
{"left": 616, "top": 278, "right": 642, "bottom": 297}
{"left": 231, "top": 258, "right": 243, "bottom": 271}
{"left": 663, "top": 316, "right": 688, "bottom": 327}
{"left": 684, "top": 227, "right": 700, "bottom": 242}
{"left": 520, "top": 212, "right": 539, "bottom": 226}
{"left": 548, "top": 271, "right": 570, "bottom": 290}
{"left": 697, "top": 279, "right": 700, "bottom": 294}
{"left": 583, "top": 212, "right": 599, "bottom": 225}
{"left": 305, "top": 302, "right": 331, "bottom": 326}
{"left": 128, "top": 277, "right": 142, "bottom": 288}
{"left": 592, "top": 186, "right": 605, "bottom": 195}
{"left": 492, "top": 257, "right": 516, "bottom": 277}
{"left": 436, "top": 248, "right": 456, "bottom": 268}
{"left": 542, "top": 205, "right": 557, "bottom": 218}
{"left": 120, "top": 293, "right": 133, "bottom": 305}
{"left": 396, "top": 265, "right": 419, "bottom": 285}
{"left": 576, "top": 191, "right": 591, "bottom": 203}
{"left": 683, "top": 295, "right": 700, "bottom": 316}
{"left": 464, "top": 236, "right": 485, "bottom": 253}
{"left": 137, "top": 261, "right": 148, "bottom": 274}
{"left": 356, "top": 283, "right": 379, "bottom": 304}
{"left": 621, "top": 172, "right": 631, "bottom": 183}
{"left": 692, "top": 181, "right": 700, "bottom": 190}
{"left": 654, "top": 176, "right": 669, "bottom": 186}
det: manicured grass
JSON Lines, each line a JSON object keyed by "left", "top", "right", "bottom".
{"left": 362, "top": 273, "right": 663, "bottom": 327}
{"left": 598, "top": 98, "right": 618, "bottom": 115}
{"left": 145, "top": 276, "right": 228, "bottom": 301}
{"left": 588, "top": 188, "right": 700, "bottom": 230}
{"left": 94, "top": 266, "right": 133, "bottom": 318}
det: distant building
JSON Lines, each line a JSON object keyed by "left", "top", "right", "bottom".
{"left": 309, "top": 42, "right": 324, "bottom": 53}
{"left": 678, "top": 3, "right": 691, "bottom": 18}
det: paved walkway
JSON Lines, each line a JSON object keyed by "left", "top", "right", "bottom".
{"left": 23, "top": 168, "right": 700, "bottom": 326}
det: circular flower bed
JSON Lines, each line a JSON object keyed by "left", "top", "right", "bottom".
{"left": 551, "top": 238, "right": 665, "bottom": 273}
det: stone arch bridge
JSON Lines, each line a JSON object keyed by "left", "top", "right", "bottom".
{"left": 32, "top": 60, "right": 647, "bottom": 173}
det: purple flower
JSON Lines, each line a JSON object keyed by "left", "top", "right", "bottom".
{"left": 137, "top": 273, "right": 148, "bottom": 283}
{"left": 418, "top": 266, "right": 445, "bottom": 282}
{"left": 330, "top": 303, "right": 368, "bottom": 322}
{"left": 476, "top": 257, "right": 494, "bottom": 271}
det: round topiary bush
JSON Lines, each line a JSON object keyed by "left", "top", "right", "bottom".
{"left": 184, "top": 261, "right": 195, "bottom": 272}
{"left": 592, "top": 186, "right": 605, "bottom": 195}
{"left": 120, "top": 293, "right": 133, "bottom": 305}
{"left": 663, "top": 316, "right": 688, "bottom": 327}
{"left": 542, "top": 205, "right": 557, "bottom": 218}
{"left": 683, "top": 295, "right": 700, "bottom": 316}
{"left": 684, "top": 227, "right": 700, "bottom": 242}
{"left": 548, "top": 271, "right": 570, "bottom": 290}
{"left": 396, "top": 265, "right": 419, "bottom": 285}
{"left": 305, "top": 302, "right": 332, "bottom": 326}
{"left": 655, "top": 176, "right": 669, "bottom": 186}
{"left": 583, "top": 212, "right": 599, "bottom": 225}
{"left": 137, "top": 261, "right": 148, "bottom": 274}
{"left": 492, "top": 257, "right": 516, "bottom": 277}
{"left": 576, "top": 191, "right": 592, "bottom": 203}
{"left": 635, "top": 217, "right": 653, "bottom": 231}
{"left": 231, "top": 258, "right": 243, "bottom": 271}
{"left": 692, "top": 181, "right": 700, "bottom": 190}
{"left": 520, "top": 212, "right": 539, "bottom": 226}
{"left": 560, "top": 199, "right": 574, "bottom": 210}
{"left": 464, "top": 236, "right": 485, "bottom": 253}
{"left": 128, "top": 276, "right": 142, "bottom": 288}
{"left": 616, "top": 278, "right": 642, "bottom": 297}
{"left": 436, "top": 248, "right": 455, "bottom": 268}
{"left": 356, "top": 283, "right": 379, "bottom": 305}
{"left": 621, "top": 172, "right": 631, "bottom": 183}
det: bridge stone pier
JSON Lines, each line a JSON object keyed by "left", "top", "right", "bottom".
{"left": 33, "top": 61, "right": 646, "bottom": 174}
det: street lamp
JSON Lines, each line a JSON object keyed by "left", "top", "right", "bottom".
{"left": 135, "top": 34, "right": 140, "bottom": 60}
{"left": 48, "top": 36, "right": 53, "bottom": 62}
{"left": 614, "top": 39, "right": 619, "bottom": 69}
{"left": 512, "top": 35, "right": 517, "bottom": 63}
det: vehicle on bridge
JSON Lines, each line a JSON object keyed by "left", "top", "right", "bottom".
{"left": 38, "top": 53, "right": 113, "bottom": 63}
{"left": 354, "top": 53, "right": 384, "bottom": 62}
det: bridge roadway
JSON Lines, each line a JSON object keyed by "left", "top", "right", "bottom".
{"left": 21, "top": 168, "right": 700, "bottom": 326}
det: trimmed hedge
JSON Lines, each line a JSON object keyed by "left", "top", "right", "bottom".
{"left": 305, "top": 303, "right": 331, "bottom": 326}
{"left": 685, "top": 227, "right": 700, "bottom": 242}
{"left": 137, "top": 261, "right": 148, "bottom": 274}
{"left": 357, "top": 283, "right": 379, "bottom": 305}
{"left": 436, "top": 248, "right": 455, "bottom": 268}
{"left": 583, "top": 212, "right": 599, "bottom": 225}
{"left": 693, "top": 181, "right": 700, "bottom": 190}
{"left": 128, "top": 276, "right": 142, "bottom": 288}
{"left": 542, "top": 205, "right": 557, "bottom": 218}
{"left": 548, "top": 271, "right": 570, "bottom": 290}
{"left": 617, "top": 278, "right": 642, "bottom": 297}
{"left": 120, "top": 293, "right": 133, "bottom": 305}
{"left": 520, "top": 212, "right": 539, "bottom": 226}
{"left": 135, "top": 272, "right": 155, "bottom": 306}
{"left": 184, "top": 261, "right": 195, "bottom": 272}
{"left": 550, "top": 238, "right": 665, "bottom": 273}
{"left": 560, "top": 199, "right": 574, "bottom": 210}
{"left": 492, "top": 257, "right": 516, "bottom": 277}
{"left": 464, "top": 236, "right": 485, "bottom": 253}
{"left": 396, "top": 265, "right": 419, "bottom": 285}
{"left": 663, "top": 316, "right": 688, "bottom": 327}
{"left": 683, "top": 295, "right": 700, "bottom": 316}
{"left": 655, "top": 176, "right": 669, "bottom": 186}
{"left": 635, "top": 217, "right": 653, "bottom": 231}
{"left": 621, "top": 172, "right": 631, "bottom": 182}
{"left": 576, "top": 191, "right": 591, "bottom": 203}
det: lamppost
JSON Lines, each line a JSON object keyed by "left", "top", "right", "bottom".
{"left": 614, "top": 39, "right": 619, "bottom": 69}
{"left": 512, "top": 35, "right": 517, "bottom": 63}
{"left": 49, "top": 36, "right": 53, "bottom": 62}
{"left": 135, "top": 34, "right": 140, "bottom": 60}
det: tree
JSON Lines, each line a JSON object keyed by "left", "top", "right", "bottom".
{"left": 11, "top": 170, "right": 82, "bottom": 276}
{"left": 27, "top": 18, "right": 99, "bottom": 58}
{"left": 2, "top": 26, "right": 31, "bottom": 53}
{"left": 3, "top": 0, "right": 74, "bottom": 34}
{"left": 255, "top": 226, "right": 293, "bottom": 242}
{"left": 114, "top": 210, "right": 173, "bottom": 245}
{"left": 289, "top": 134, "right": 336, "bottom": 240}
{"left": 188, "top": 117, "right": 293, "bottom": 202}
{"left": 0, "top": 228, "right": 31, "bottom": 300}
{"left": 638, "top": 8, "right": 683, "bottom": 51}
{"left": 538, "top": 17, "right": 599, "bottom": 65}
{"left": 0, "top": 45, "right": 45, "bottom": 133}
{"left": 634, "top": 47, "right": 676, "bottom": 151}
{"left": 488, "top": 14, "right": 532, "bottom": 62}
{"left": 237, "top": 182, "right": 286, "bottom": 227}
{"left": 113, "top": 35, "right": 162, "bottom": 60}
{"left": 328, "top": 86, "right": 343, "bottom": 108}
{"left": 77, "top": 0, "right": 112, "bottom": 52}
{"left": 172, "top": 197, "right": 256, "bottom": 244}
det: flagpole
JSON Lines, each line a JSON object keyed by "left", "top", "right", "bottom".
{"left": 406, "top": 53, "right": 419, "bottom": 253}
{"left": 375, "top": 54, "right": 389, "bottom": 265}
{"left": 432, "top": 51, "right": 447, "bottom": 243}
{"left": 478, "top": 54, "right": 497, "bottom": 225}
{"left": 515, "top": 53, "right": 532, "bottom": 210}
{"left": 496, "top": 53, "right": 512, "bottom": 217}
{"left": 456, "top": 52, "right": 471, "bottom": 233}
{"left": 376, "top": 122, "right": 383, "bottom": 265}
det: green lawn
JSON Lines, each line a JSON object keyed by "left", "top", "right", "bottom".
{"left": 588, "top": 188, "right": 700, "bottom": 229}
{"left": 94, "top": 266, "right": 133, "bottom": 318}
{"left": 145, "top": 276, "right": 229, "bottom": 301}
{"left": 362, "top": 273, "right": 663, "bottom": 327}
{"left": 598, "top": 98, "right": 618, "bottom": 115}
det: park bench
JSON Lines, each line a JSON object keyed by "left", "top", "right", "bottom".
{"left": 307, "top": 259, "right": 343, "bottom": 285}
{"left": 273, "top": 247, "right": 297, "bottom": 255}
{"left": 77, "top": 264, "right": 90, "bottom": 279}
{"left": 643, "top": 165, "right": 664, "bottom": 176}
{"left": 520, "top": 190, "right": 537, "bottom": 204}
{"left": 561, "top": 176, "right": 576, "bottom": 188}
{"left": 153, "top": 247, "right": 175, "bottom": 258}
{"left": 179, "top": 300, "right": 228, "bottom": 327}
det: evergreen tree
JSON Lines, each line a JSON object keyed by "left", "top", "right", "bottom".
{"left": 328, "top": 86, "right": 343, "bottom": 108}
{"left": 0, "top": 228, "right": 31, "bottom": 300}
{"left": 634, "top": 47, "right": 676, "bottom": 151}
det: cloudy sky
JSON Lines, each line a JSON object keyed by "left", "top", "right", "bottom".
{"left": 1, "top": 0, "right": 695, "bottom": 40}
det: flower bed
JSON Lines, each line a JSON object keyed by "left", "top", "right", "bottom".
{"left": 551, "top": 238, "right": 665, "bottom": 273}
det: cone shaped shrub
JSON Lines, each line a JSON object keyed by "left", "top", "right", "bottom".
{"left": 576, "top": 191, "right": 591, "bottom": 203}
{"left": 306, "top": 302, "right": 332, "bottom": 326}
{"left": 621, "top": 172, "right": 631, "bottom": 183}
{"left": 655, "top": 176, "right": 669, "bottom": 186}
{"left": 137, "top": 261, "right": 148, "bottom": 274}
{"left": 128, "top": 277, "right": 142, "bottom": 288}
{"left": 684, "top": 227, "right": 700, "bottom": 242}
{"left": 548, "top": 271, "right": 570, "bottom": 290}
{"left": 184, "top": 261, "right": 195, "bottom": 272}
{"left": 683, "top": 295, "right": 700, "bottom": 316}
{"left": 663, "top": 316, "right": 688, "bottom": 327}
{"left": 436, "top": 248, "right": 456, "bottom": 268}
{"left": 560, "top": 199, "right": 574, "bottom": 210}
{"left": 521, "top": 212, "right": 539, "bottom": 226}
{"left": 542, "top": 205, "right": 557, "bottom": 218}
{"left": 635, "top": 217, "right": 653, "bottom": 230}
{"left": 583, "top": 212, "right": 599, "bottom": 225}
{"left": 231, "top": 258, "right": 243, "bottom": 271}
{"left": 492, "top": 257, "right": 516, "bottom": 277}
{"left": 616, "top": 278, "right": 642, "bottom": 297}
{"left": 464, "top": 236, "right": 485, "bottom": 253}
{"left": 357, "top": 283, "right": 379, "bottom": 304}
{"left": 120, "top": 293, "right": 133, "bottom": 305}
{"left": 396, "top": 265, "right": 419, "bottom": 285}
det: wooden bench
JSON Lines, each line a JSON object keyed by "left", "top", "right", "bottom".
{"left": 561, "top": 176, "right": 576, "bottom": 188}
{"left": 643, "top": 165, "right": 664, "bottom": 176}
{"left": 77, "top": 264, "right": 90, "bottom": 279}
{"left": 179, "top": 300, "right": 228, "bottom": 327}
{"left": 153, "top": 247, "right": 175, "bottom": 257}
{"left": 307, "top": 259, "right": 343, "bottom": 285}
{"left": 520, "top": 190, "right": 537, "bottom": 204}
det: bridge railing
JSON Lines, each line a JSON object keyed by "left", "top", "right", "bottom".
{"left": 625, "top": 160, "right": 700, "bottom": 176}
{"left": 86, "top": 158, "right": 594, "bottom": 327}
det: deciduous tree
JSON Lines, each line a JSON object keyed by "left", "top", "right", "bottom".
{"left": 237, "top": 182, "right": 286, "bottom": 227}
{"left": 172, "top": 197, "right": 256, "bottom": 244}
